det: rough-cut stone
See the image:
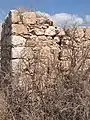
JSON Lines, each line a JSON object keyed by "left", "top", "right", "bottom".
{"left": 9, "top": 10, "right": 20, "bottom": 23}
{"left": 75, "top": 28, "right": 84, "bottom": 38}
{"left": 12, "top": 24, "right": 28, "bottom": 34}
{"left": 22, "top": 12, "right": 36, "bottom": 24}
{"left": 85, "top": 28, "right": 90, "bottom": 39}
{"left": 12, "top": 47, "right": 24, "bottom": 58}
{"left": 12, "top": 59, "right": 19, "bottom": 71}
{"left": 11, "top": 35, "right": 26, "bottom": 46}
{"left": 45, "top": 26, "right": 56, "bottom": 36}
{"left": 38, "top": 36, "right": 47, "bottom": 41}
{"left": 12, "top": 47, "right": 33, "bottom": 59}
{"left": 34, "top": 28, "right": 44, "bottom": 35}
{"left": 36, "top": 17, "right": 47, "bottom": 24}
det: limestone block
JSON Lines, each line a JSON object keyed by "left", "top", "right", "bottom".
{"left": 12, "top": 24, "right": 28, "bottom": 34}
{"left": 12, "top": 59, "right": 19, "bottom": 71}
{"left": 12, "top": 47, "right": 25, "bottom": 58}
{"left": 38, "top": 36, "right": 47, "bottom": 41}
{"left": 12, "top": 58, "right": 33, "bottom": 73}
{"left": 85, "top": 27, "right": 90, "bottom": 39}
{"left": 11, "top": 35, "right": 26, "bottom": 47}
{"left": 10, "top": 10, "right": 20, "bottom": 23}
{"left": 45, "top": 26, "right": 56, "bottom": 36}
{"left": 75, "top": 28, "right": 84, "bottom": 38}
{"left": 25, "top": 40, "right": 36, "bottom": 47}
{"left": 34, "top": 28, "right": 44, "bottom": 35}
{"left": 22, "top": 12, "right": 36, "bottom": 24}
{"left": 12, "top": 47, "right": 33, "bottom": 58}
{"left": 36, "top": 17, "right": 47, "bottom": 24}
{"left": 30, "top": 35, "right": 37, "bottom": 40}
{"left": 12, "top": 59, "right": 29, "bottom": 72}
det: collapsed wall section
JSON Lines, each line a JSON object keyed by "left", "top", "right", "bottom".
{"left": 60, "top": 27, "right": 90, "bottom": 76}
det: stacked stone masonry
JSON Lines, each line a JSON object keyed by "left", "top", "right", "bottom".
{"left": 1, "top": 9, "right": 90, "bottom": 76}
{"left": 1, "top": 10, "right": 63, "bottom": 77}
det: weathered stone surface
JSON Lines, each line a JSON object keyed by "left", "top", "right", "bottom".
{"left": 12, "top": 47, "right": 24, "bottom": 58}
{"left": 12, "top": 47, "right": 33, "bottom": 58}
{"left": 75, "top": 28, "right": 84, "bottom": 38}
{"left": 38, "top": 36, "right": 47, "bottom": 41}
{"left": 45, "top": 26, "right": 56, "bottom": 36}
{"left": 85, "top": 28, "right": 90, "bottom": 39}
{"left": 22, "top": 12, "right": 36, "bottom": 24}
{"left": 34, "top": 28, "right": 44, "bottom": 35}
{"left": 11, "top": 35, "right": 26, "bottom": 46}
{"left": 36, "top": 17, "right": 47, "bottom": 24}
{"left": 10, "top": 10, "right": 20, "bottom": 23}
{"left": 12, "top": 24, "right": 28, "bottom": 34}
{"left": 11, "top": 59, "right": 19, "bottom": 71}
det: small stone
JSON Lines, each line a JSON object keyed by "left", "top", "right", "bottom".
{"left": 12, "top": 47, "right": 25, "bottom": 58}
{"left": 36, "top": 17, "right": 46, "bottom": 24}
{"left": 75, "top": 28, "right": 84, "bottom": 38}
{"left": 38, "top": 36, "right": 47, "bottom": 41}
{"left": 12, "top": 24, "right": 28, "bottom": 34}
{"left": 22, "top": 12, "right": 36, "bottom": 25}
{"left": 45, "top": 26, "right": 56, "bottom": 36}
{"left": 12, "top": 59, "right": 19, "bottom": 71}
{"left": 11, "top": 35, "right": 26, "bottom": 46}
{"left": 85, "top": 28, "right": 90, "bottom": 39}
{"left": 34, "top": 28, "right": 44, "bottom": 35}
{"left": 9, "top": 10, "right": 20, "bottom": 23}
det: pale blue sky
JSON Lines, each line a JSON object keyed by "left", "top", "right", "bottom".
{"left": 0, "top": 0, "right": 90, "bottom": 26}
{"left": 0, "top": 0, "right": 90, "bottom": 16}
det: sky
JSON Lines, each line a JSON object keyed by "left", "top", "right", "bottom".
{"left": 0, "top": 0, "right": 90, "bottom": 26}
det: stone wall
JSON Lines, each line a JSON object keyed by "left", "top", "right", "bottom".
{"left": 1, "top": 9, "right": 90, "bottom": 120}
{"left": 1, "top": 9, "right": 90, "bottom": 77}
{"left": 1, "top": 10, "right": 65, "bottom": 77}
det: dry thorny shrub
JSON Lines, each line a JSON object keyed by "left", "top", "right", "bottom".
{"left": 1, "top": 26, "right": 90, "bottom": 120}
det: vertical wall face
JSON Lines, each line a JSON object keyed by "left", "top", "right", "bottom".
{"left": 2, "top": 9, "right": 90, "bottom": 78}
{"left": 1, "top": 10, "right": 65, "bottom": 78}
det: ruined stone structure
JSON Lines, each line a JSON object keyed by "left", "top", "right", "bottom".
{"left": 1, "top": 9, "right": 90, "bottom": 76}
{"left": 1, "top": 10, "right": 65, "bottom": 77}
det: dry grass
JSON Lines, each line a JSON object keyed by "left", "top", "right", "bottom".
{"left": 1, "top": 26, "right": 90, "bottom": 120}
